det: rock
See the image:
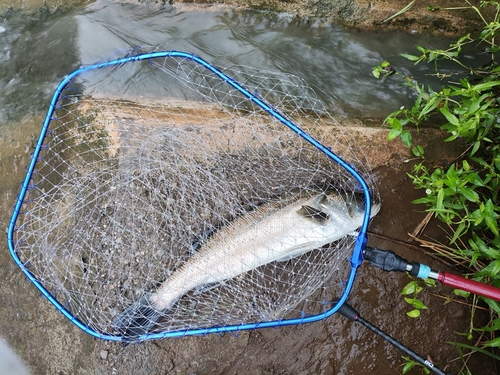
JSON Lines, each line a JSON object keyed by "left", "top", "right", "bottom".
{"left": 100, "top": 350, "right": 108, "bottom": 360}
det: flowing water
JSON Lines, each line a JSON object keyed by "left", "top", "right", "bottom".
{"left": 0, "top": 0, "right": 459, "bottom": 125}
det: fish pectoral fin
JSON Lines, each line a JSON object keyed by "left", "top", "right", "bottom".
{"left": 297, "top": 205, "right": 330, "bottom": 225}
{"left": 276, "top": 254, "right": 295, "bottom": 262}
{"left": 112, "top": 292, "right": 164, "bottom": 343}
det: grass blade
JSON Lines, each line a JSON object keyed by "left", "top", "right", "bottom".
{"left": 383, "top": 1, "right": 415, "bottom": 23}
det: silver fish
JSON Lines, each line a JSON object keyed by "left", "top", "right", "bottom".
{"left": 113, "top": 191, "right": 380, "bottom": 340}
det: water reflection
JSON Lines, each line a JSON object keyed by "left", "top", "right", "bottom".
{"left": 1, "top": 0, "right": 455, "bottom": 124}
{"left": 0, "top": 9, "right": 81, "bottom": 123}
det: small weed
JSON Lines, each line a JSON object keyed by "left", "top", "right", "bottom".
{"left": 401, "top": 278, "right": 435, "bottom": 318}
{"left": 373, "top": 1, "right": 500, "bottom": 372}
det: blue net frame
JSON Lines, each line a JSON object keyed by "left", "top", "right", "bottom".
{"left": 6, "top": 51, "right": 373, "bottom": 342}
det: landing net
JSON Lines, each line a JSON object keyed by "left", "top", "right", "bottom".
{"left": 8, "top": 51, "right": 378, "bottom": 342}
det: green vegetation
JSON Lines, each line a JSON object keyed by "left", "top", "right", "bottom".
{"left": 401, "top": 355, "right": 431, "bottom": 375}
{"left": 373, "top": 1, "right": 499, "bottom": 372}
{"left": 401, "top": 277, "right": 435, "bottom": 318}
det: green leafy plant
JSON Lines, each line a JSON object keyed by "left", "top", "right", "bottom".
{"left": 401, "top": 355, "right": 431, "bottom": 375}
{"left": 401, "top": 278, "right": 435, "bottom": 318}
{"left": 373, "top": 0, "right": 500, "bottom": 371}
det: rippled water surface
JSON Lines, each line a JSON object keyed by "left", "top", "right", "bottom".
{"left": 0, "top": 0, "right": 459, "bottom": 124}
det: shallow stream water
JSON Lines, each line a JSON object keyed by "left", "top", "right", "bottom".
{"left": 0, "top": 0, "right": 459, "bottom": 124}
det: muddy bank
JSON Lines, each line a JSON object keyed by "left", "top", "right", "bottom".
{"left": 0, "top": 0, "right": 87, "bottom": 14}
{"left": 0, "top": 0, "right": 489, "bottom": 37}
{"left": 208, "top": 0, "right": 488, "bottom": 36}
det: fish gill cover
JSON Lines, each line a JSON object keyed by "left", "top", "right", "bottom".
{"left": 8, "top": 51, "right": 379, "bottom": 342}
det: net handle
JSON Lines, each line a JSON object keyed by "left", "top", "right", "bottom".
{"left": 7, "top": 50, "right": 372, "bottom": 341}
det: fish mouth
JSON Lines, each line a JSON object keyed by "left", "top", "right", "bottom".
{"left": 370, "top": 199, "right": 382, "bottom": 217}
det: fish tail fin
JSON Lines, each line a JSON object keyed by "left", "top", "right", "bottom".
{"left": 112, "top": 292, "right": 164, "bottom": 343}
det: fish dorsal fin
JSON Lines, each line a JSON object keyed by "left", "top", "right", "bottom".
{"left": 297, "top": 205, "right": 330, "bottom": 225}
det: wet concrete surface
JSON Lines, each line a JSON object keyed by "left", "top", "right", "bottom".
{"left": 0, "top": 115, "right": 95, "bottom": 374}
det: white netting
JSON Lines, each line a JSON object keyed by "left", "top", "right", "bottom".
{"left": 13, "top": 55, "right": 379, "bottom": 340}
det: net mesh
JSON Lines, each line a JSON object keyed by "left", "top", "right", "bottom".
{"left": 12, "top": 54, "right": 378, "bottom": 339}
